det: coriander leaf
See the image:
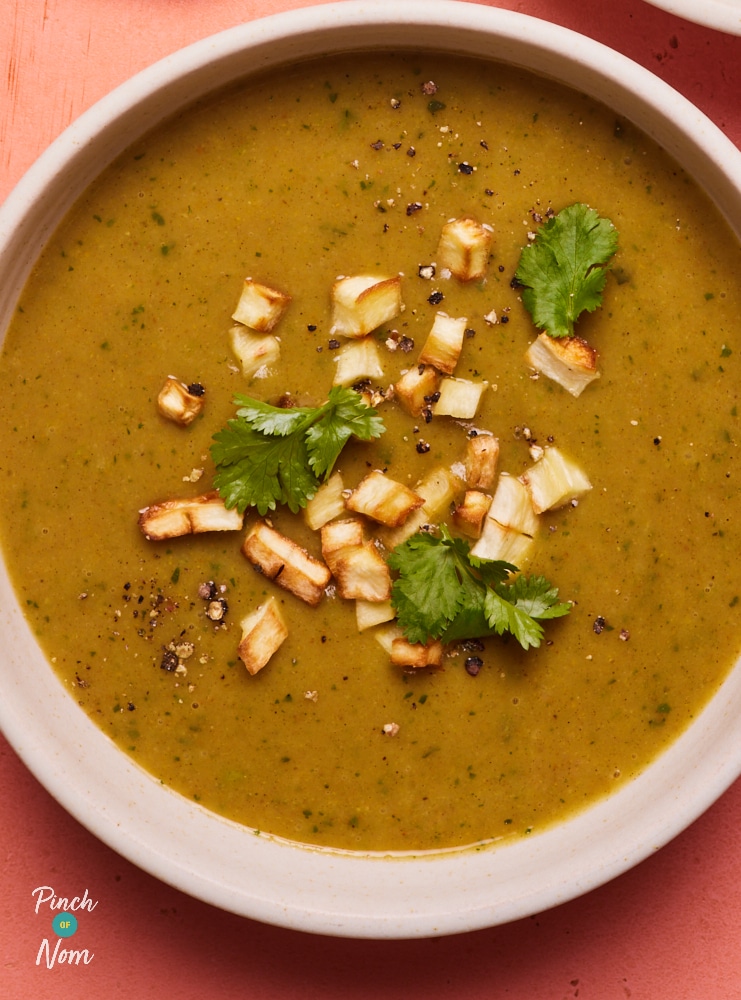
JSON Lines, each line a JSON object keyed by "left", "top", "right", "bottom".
{"left": 211, "top": 420, "right": 316, "bottom": 515}
{"left": 232, "top": 395, "right": 315, "bottom": 437}
{"left": 389, "top": 529, "right": 570, "bottom": 651}
{"left": 499, "top": 574, "right": 572, "bottom": 621}
{"left": 388, "top": 532, "right": 472, "bottom": 643}
{"left": 211, "top": 385, "right": 384, "bottom": 516}
{"left": 306, "top": 386, "right": 385, "bottom": 479}
{"left": 515, "top": 202, "right": 618, "bottom": 338}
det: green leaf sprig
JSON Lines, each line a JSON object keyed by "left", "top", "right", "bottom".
{"left": 515, "top": 202, "right": 618, "bottom": 339}
{"left": 387, "top": 527, "right": 571, "bottom": 651}
{"left": 211, "top": 386, "right": 384, "bottom": 515}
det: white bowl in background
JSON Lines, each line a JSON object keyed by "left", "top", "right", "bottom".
{"left": 641, "top": 0, "right": 741, "bottom": 35}
{"left": 2, "top": 0, "right": 741, "bottom": 939}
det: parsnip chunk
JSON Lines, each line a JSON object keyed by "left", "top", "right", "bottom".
{"left": 390, "top": 637, "right": 443, "bottom": 669}
{"left": 525, "top": 332, "right": 600, "bottom": 397}
{"left": 242, "top": 521, "right": 331, "bottom": 606}
{"left": 433, "top": 377, "right": 488, "bottom": 419}
{"left": 333, "top": 336, "right": 384, "bottom": 386}
{"left": 470, "top": 517, "right": 536, "bottom": 566}
{"left": 228, "top": 326, "right": 281, "bottom": 378}
{"left": 356, "top": 599, "right": 396, "bottom": 632}
{"left": 238, "top": 597, "right": 288, "bottom": 676}
{"left": 488, "top": 473, "right": 540, "bottom": 537}
{"left": 379, "top": 465, "right": 462, "bottom": 549}
{"left": 345, "top": 470, "right": 424, "bottom": 527}
{"left": 464, "top": 434, "right": 499, "bottom": 490}
{"left": 232, "top": 278, "right": 291, "bottom": 332}
{"left": 331, "top": 541, "right": 392, "bottom": 602}
{"left": 157, "top": 376, "right": 205, "bottom": 426}
{"left": 452, "top": 489, "right": 492, "bottom": 538}
{"left": 437, "top": 216, "right": 493, "bottom": 282}
{"left": 320, "top": 518, "right": 366, "bottom": 571}
{"left": 393, "top": 364, "right": 441, "bottom": 416}
{"left": 330, "top": 274, "right": 403, "bottom": 338}
{"left": 521, "top": 446, "right": 592, "bottom": 513}
{"left": 418, "top": 312, "right": 467, "bottom": 374}
{"left": 304, "top": 471, "right": 346, "bottom": 531}
{"left": 138, "top": 491, "right": 243, "bottom": 541}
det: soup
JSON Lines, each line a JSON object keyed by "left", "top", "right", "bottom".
{"left": 1, "top": 53, "right": 740, "bottom": 852}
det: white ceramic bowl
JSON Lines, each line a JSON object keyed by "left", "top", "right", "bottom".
{"left": 2, "top": 0, "right": 741, "bottom": 939}
{"left": 641, "top": 0, "right": 741, "bottom": 35}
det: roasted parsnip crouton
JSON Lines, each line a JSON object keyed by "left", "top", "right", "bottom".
{"left": 470, "top": 517, "right": 536, "bottom": 566}
{"left": 139, "top": 491, "right": 243, "bottom": 541}
{"left": 393, "top": 364, "right": 441, "bottom": 416}
{"left": 488, "top": 473, "right": 539, "bottom": 537}
{"left": 320, "top": 518, "right": 366, "bottom": 571}
{"left": 228, "top": 326, "right": 281, "bottom": 378}
{"left": 437, "top": 216, "right": 493, "bottom": 281}
{"left": 157, "top": 376, "right": 205, "bottom": 426}
{"left": 332, "top": 541, "right": 392, "bottom": 602}
{"left": 345, "top": 470, "right": 424, "bottom": 527}
{"left": 242, "top": 521, "right": 331, "bottom": 606}
{"left": 434, "top": 377, "right": 488, "bottom": 419}
{"left": 464, "top": 433, "right": 499, "bottom": 490}
{"left": 379, "top": 465, "right": 462, "bottom": 548}
{"left": 304, "top": 471, "right": 346, "bottom": 531}
{"left": 356, "top": 599, "right": 396, "bottom": 632}
{"left": 333, "top": 336, "right": 384, "bottom": 386}
{"left": 418, "top": 312, "right": 467, "bottom": 374}
{"left": 525, "top": 332, "right": 600, "bottom": 397}
{"left": 521, "top": 446, "right": 592, "bottom": 513}
{"left": 390, "top": 636, "right": 443, "bottom": 669}
{"left": 330, "top": 274, "right": 403, "bottom": 338}
{"left": 232, "top": 278, "right": 291, "bottom": 333}
{"left": 452, "top": 490, "right": 492, "bottom": 538}
{"left": 238, "top": 596, "right": 288, "bottom": 676}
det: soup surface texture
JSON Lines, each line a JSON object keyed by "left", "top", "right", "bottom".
{"left": 2, "top": 53, "right": 741, "bottom": 852}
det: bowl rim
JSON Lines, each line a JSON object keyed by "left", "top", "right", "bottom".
{"left": 640, "top": 0, "right": 741, "bottom": 36}
{"left": 2, "top": 0, "right": 741, "bottom": 939}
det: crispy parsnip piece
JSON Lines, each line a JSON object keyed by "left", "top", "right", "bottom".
{"left": 157, "top": 376, "right": 205, "bottom": 426}
{"left": 242, "top": 521, "right": 331, "bottom": 606}
{"left": 238, "top": 596, "right": 288, "bottom": 676}
{"left": 525, "top": 333, "right": 600, "bottom": 397}
{"left": 379, "top": 465, "right": 462, "bottom": 548}
{"left": 345, "top": 470, "right": 424, "bottom": 527}
{"left": 331, "top": 541, "right": 392, "bottom": 602}
{"left": 452, "top": 489, "right": 492, "bottom": 538}
{"left": 390, "top": 636, "right": 443, "bottom": 669}
{"left": 464, "top": 433, "right": 499, "bottom": 490}
{"left": 138, "top": 491, "right": 243, "bottom": 541}
{"left": 433, "top": 377, "right": 488, "bottom": 419}
{"left": 393, "top": 364, "right": 441, "bottom": 416}
{"left": 320, "top": 518, "right": 366, "bottom": 571}
{"left": 330, "top": 274, "right": 403, "bottom": 338}
{"left": 470, "top": 517, "right": 536, "bottom": 566}
{"left": 437, "top": 216, "right": 493, "bottom": 281}
{"left": 228, "top": 326, "right": 281, "bottom": 379}
{"left": 304, "top": 471, "right": 346, "bottom": 531}
{"left": 488, "top": 473, "right": 540, "bottom": 537}
{"left": 418, "top": 312, "right": 467, "bottom": 374}
{"left": 232, "top": 278, "right": 291, "bottom": 332}
{"left": 355, "top": 599, "right": 396, "bottom": 632}
{"left": 333, "top": 336, "right": 385, "bottom": 386}
{"left": 521, "top": 446, "right": 592, "bottom": 513}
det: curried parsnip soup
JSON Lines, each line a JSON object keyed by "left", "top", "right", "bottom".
{"left": 2, "top": 53, "right": 741, "bottom": 852}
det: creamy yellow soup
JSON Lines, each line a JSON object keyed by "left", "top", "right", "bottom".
{"left": 1, "top": 53, "right": 741, "bottom": 852}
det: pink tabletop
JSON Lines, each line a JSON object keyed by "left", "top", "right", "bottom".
{"left": 3, "top": 1, "right": 741, "bottom": 996}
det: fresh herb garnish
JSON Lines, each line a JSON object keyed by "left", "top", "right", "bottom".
{"left": 515, "top": 202, "right": 618, "bottom": 339}
{"left": 387, "top": 527, "right": 571, "bottom": 650}
{"left": 211, "top": 386, "right": 384, "bottom": 515}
